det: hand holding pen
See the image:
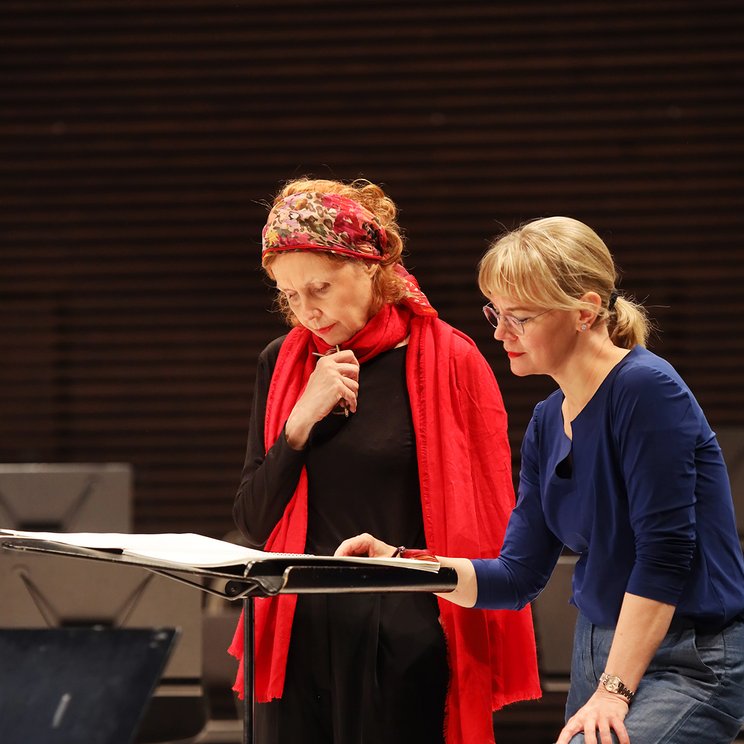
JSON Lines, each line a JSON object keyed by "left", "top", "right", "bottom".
{"left": 284, "top": 346, "right": 359, "bottom": 449}
{"left": 312, "top": 345, "right": 353, "bottom": 416}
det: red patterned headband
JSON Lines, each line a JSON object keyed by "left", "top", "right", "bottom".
{"left": 261, "top": 191, "right": 388, "bottom": 261}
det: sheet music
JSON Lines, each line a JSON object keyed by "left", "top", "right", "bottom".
{"left": 0, "top": 529, "right": 439, "bottom": 572}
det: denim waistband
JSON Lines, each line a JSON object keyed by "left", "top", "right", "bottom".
{"left": 668, "top": 612, "right": 744, "bottom": 636}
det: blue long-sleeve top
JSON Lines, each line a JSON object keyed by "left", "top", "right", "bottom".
{"left": 474, "top": 346, "right": 744, "bottom": 628}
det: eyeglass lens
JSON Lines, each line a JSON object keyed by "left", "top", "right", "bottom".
{"left": 483, "top": 304, "right": 524, "bottom": 335}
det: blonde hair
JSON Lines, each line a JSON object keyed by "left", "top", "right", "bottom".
{"left": 262, "top": 178, "right": 407, "bottom": 324}
{"left": 478, "top": 216, "right": 649, "bottom": 348}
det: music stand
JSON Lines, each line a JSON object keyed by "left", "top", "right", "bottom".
{"left": 0, "top": 463, "right": 132, "bottom": 533}
{"left": 0, "top": 536, "right": 457, "bottom": 744}
{"left": 0, "top": 626, "right": 177, "bottom": 744}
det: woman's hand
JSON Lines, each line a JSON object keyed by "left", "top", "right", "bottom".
{"left": 555, "top": 593, "right": 673, "bottom": 744}
{"left": 285, "top": 349, "right": 360, "bottom": 449}
{"left": 336, "top": 535, "right": 479, "bottom": 608}
{"left": 334, "top": 532, "right": 395, "bottom": 558}
{"left": 555, "top": 688, "right": 630, "bottom": 744}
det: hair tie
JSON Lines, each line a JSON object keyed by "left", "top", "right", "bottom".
{"left": 262, "top": 191, "right": 388, "bottom": 261}
{"left": 608, "top": 289, "right": 619, "bottom": 311}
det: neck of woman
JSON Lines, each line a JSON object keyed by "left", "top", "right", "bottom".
{"left": 557, "top": 332, "right": 630, "bottom": 428}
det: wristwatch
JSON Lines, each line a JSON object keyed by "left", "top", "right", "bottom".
{"left": 599, "top": 673, "right": 635, "bottom": 703}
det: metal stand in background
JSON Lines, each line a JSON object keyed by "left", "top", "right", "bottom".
{"left": 242, "top": 594, "right": 253, "bottom": 744}
{"left": 1, "top": 537, "right": 457, "bottom": 744}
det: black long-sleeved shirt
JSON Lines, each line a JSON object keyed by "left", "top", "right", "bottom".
{"left": 233, "top": 336, "right": 427, "bottom": 555}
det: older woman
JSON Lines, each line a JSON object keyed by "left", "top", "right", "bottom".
{"left": 228, "top": 179, "right": 540, "bottom": 744}
{"left": 339, "top": 216, "right": 744, "bottom": 744}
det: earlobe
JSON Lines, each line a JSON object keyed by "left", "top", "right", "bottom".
{"left": 578, "top": 291, "right": 602, "bottom": 331}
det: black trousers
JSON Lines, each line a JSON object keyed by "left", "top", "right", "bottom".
{"left": 255, "top": 592, "right": 448, "bottom": 744}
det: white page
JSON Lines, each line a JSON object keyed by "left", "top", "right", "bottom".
{"left": 0, "top": 529, "right": 439, "bottom": 571}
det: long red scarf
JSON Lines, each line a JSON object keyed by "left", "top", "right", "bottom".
{"left": 229, "top": 283, "right": 540, "bottom": 744}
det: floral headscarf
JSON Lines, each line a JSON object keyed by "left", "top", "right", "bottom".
{"left": 262, "top": 192, "right": 388, "bottom": 261}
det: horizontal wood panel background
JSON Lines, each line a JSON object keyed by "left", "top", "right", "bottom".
{"left": 2, "top": 0, "right": 743, "bottom": 536}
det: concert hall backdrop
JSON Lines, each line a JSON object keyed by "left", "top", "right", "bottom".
{"left": 2, "top": 1, "right": 743, "bottom": 536}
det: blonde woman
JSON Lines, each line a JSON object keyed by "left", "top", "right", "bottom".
{"left": 339, "top": 216, "right": 744, "bottom": 744}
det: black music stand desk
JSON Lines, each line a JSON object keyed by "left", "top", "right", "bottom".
{"left": 0, "top": 535, "right": 457, "bottom": 744}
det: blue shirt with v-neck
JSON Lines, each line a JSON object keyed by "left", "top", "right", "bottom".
{"left": 473, "top": 345, "right": 744, "bottom": 628}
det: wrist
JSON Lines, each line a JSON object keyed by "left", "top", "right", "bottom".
{"left": 284, "top": 413, "right": 312, "bottom": 450}
{"left": 599, "top": 672, "right": 636, "bottom": 704}
{"left": 390, "top": 546, "right": 438, "bottom": 562}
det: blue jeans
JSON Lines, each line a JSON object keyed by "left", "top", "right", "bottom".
{"left": 565, "top": 613, "right": 744, "bottom": 743}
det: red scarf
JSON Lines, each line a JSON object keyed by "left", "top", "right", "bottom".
{"left": 230, "top": 280, "right": 540, "bottom": 744}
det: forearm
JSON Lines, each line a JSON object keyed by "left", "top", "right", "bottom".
{"left": 284, "top": 407, "right": 316, "bottom": 450}
{"left": 435, "top": 557, "right": 478, "bottom": 607}
{"left": 603, "top": 592, "right": 676, "bottom": 692}
{"left": 554, "top": 592, "right": 676, "bottom": 744}
{"left": 233, "top": 428, "right": 306, "bottom": 547}
{"left": 436, "top": 551, "right": 557, "bottom": 610}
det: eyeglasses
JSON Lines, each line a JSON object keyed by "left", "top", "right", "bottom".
{"left": 482, "top": 303, "right": 552, "bottom": 336}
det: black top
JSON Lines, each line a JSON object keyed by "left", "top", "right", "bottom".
{"left": 233, "top": 335, "right": 427, "bottom": 555}
{"left": 234, "top": 335, "right": 448, "bottom": 743}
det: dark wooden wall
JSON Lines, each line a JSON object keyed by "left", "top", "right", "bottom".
{"left": 2, "top": 0, "right": 743, "bottom": 536}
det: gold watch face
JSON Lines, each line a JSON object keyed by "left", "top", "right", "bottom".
{"left": 605, "top": 678, "right": 620, "bottom": 692}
